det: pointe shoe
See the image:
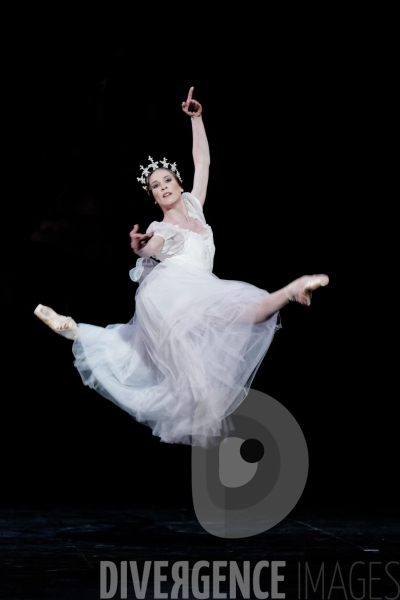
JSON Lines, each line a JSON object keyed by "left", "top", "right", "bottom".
{"left": 34, "top": 304, "right": 79, "bottom": 340}
{"left": 284, "top": 274, "right": 329, "bottom": 306}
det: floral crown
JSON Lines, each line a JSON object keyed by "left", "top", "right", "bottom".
{"left": 137, "top": 156, "right": 182, "bottom": 194}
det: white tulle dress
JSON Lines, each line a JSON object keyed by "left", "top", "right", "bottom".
{"left": 72, "top": 193, "right": 280, "bottom": 447}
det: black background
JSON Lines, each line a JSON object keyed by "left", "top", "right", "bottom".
{"left": 3, "top": 15, "right": 395, "bottom": 517}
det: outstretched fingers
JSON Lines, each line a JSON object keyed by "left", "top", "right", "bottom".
{"left": 182, "top": 87, "right": 195, "bottom": 111}
{"left": 186, "top": 86, "right": 194, "bottom": 103}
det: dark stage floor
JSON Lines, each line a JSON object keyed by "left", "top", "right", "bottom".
{"left": 1, "top": 505, "right": 399, "bottom": 600}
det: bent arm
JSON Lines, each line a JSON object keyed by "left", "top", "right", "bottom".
{"left": 191, "top": 115, "right": 210, "bottom": 206}
{"left": 134, "top": 234, "right": 164, "bottom": 258}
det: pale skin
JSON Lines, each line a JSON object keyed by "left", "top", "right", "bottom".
{"left": 129, "top": 87, "right": 329, "bottom": 324}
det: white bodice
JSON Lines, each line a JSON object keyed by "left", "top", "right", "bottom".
{"left": 146, "top": 193, "right": 216, "bottom": 271}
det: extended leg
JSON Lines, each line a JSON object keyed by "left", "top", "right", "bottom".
{"left": 255, "top": 274, "right": 329, "bottom": 324}
{"left": 34, "top": 304, "right": 79, "bottom": 340}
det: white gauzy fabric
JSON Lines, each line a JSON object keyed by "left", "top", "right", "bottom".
{"left": 72, "top": 192, "right": 281, "bottom": 447}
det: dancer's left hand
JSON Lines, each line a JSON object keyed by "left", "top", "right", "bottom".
{"left": 182, "top": 87, "right": 202, "bottom": 117}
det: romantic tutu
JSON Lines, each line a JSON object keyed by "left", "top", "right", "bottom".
{"left": 72, "top": 193, "right": 280, "bottom": 447}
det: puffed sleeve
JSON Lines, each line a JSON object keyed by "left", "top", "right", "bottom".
{"left": 146, "top": 221, "right": 186, "bottom": 261}
{"left": 182, "top": 192, "right": 206, "bottom": 225}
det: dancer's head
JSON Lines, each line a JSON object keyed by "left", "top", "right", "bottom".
{"left": 137, "top": 157, "right": 183, "bottom": 203}
{"left": 147, "top": 168, "right": 184, "bottom": 206}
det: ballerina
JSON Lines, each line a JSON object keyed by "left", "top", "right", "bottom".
{"left": 34, "top": 86, "right": 329, "bottom": 448}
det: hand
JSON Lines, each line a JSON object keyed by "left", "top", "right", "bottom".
{"left": 181, "top": 86, "right": 202, "bottom": 117}
{"left": 129, "top": 224, "right": 154, "bottom": 254}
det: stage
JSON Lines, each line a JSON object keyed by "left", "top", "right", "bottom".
{"left": 1, "top": 505, "right": 399, "bottom": 599}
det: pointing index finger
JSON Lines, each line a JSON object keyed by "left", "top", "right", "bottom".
{"left": 187, "top": 86, "right": 194, "bottom": 102}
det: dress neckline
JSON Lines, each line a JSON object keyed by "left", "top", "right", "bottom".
{"left": 160, "top": 220, "right": 210, "bottom": 238}
{"left": 161, "top": 198, "right": 208, "bottom": 236}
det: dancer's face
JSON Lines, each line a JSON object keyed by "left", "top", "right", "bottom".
{"left": 148, "top": 169, "right": 183, "bottom": 207}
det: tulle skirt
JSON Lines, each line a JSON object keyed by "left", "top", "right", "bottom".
{"left": 72, "top": 258, "right": 280, "bottom": 447}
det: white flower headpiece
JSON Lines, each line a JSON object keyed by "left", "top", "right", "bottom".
{"left": 137, "top": 156, "right": 182, "bottom": 194}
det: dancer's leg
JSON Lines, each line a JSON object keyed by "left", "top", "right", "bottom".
{"left": 255, "top": 274, "right": 329, "bottom": 324}
{"left": 34, "top": 304, "right": 79, "bottom": 340}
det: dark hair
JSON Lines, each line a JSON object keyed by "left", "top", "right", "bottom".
{"left": 146, "top": 168, "right": 183, "bottom": 197}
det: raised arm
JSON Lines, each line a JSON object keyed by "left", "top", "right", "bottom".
{"left": 181, "top": 87, "right": 210, "bottom": 206}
